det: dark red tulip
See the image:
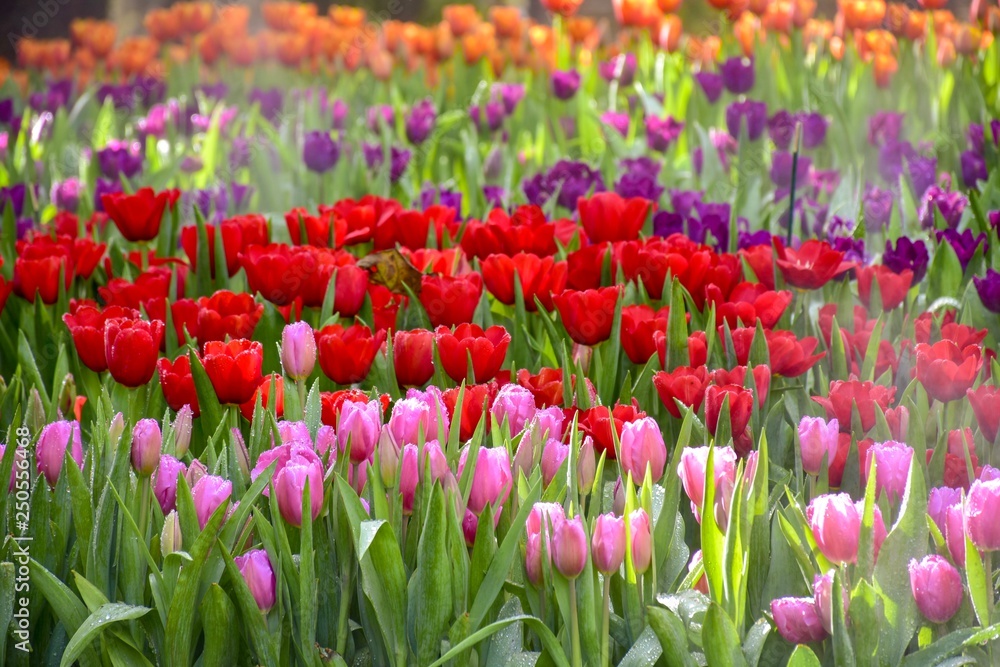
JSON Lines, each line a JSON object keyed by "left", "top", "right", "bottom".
{"left": 773, "top": 238, "right": 856, "bottom": 290}
{"left": 553, "top": 286, "right": 620, "bottom": 346}
{"left": 813, "top": 379, "right": 896, "bottom": 433}
{"left": 653, "top": 330, "right": 707, "bottom": 369}
{"left": 302, "top": 248, "right": 368, "bottom": 313}
{"left": 915, "top": 341, "right": 982, "bottom": 403}
{"left": 316, "top": 324, "right": 385, "bottom": 385}
{"left": 705, "top": 384, "right": 755, "bottom": 456}
{"left": 621, "top": 305, "right": 668, "bottom": 364}
{"left": 158, "top": 354, "right": 200, "bottom": 416}
{"left": 240, "top": 244, "right": 317, "bottom": 306}
{"left": 369, "top": 284, "right": 405, "bottom": 333}
{"left": 393, "top": 329, "right": 435, "bottom": 387}
{"left": 968, "top": 385, "right": 1000, "bottom": 443}
{"left": 328, "top": 195, "right": 402, "bottom": 246}
{"left": 857, "top": 265, "right": 912, "bottom": 311}
{"left": 578, "top": 192, "right": 651, "bottom": 243}
{"left": 765, "top": 330, "right": 826, "bottom": 377}
{"left": 196, "top": 291, "right": 264, "bottom": 343}
{"left": 442, "top": 382, "right": 499, "bottom": 440}
{"left": 201, "top": 339, "right": 264, "bottom": 405}
{"left": 653, "top": 366, "right": 709, "bottom": 418}
{"left": 98, "top": 267, "right": 172, "bottom": 310}
{"left": 101, "top": 187, "right": 178, "bottom": 243}
{"left": 105, "top": 317, "right": 164, "bottom": 388}
{"left": 567, "top": 243, "right": 615, "bottom": 291}
{"left": 374, "top": 205, "right": 456, "bottom": 251}
{"left": 63, "top": 304, "right": 141, "bottom": 373}
{"left": 435, "top": 324, "right": 510, "bottom": 383}
{"left": 419, "top": 273, "right": 483, "bottom": 328}
{"left": 481, "top": 252, "right": 567, "bottom": 312}
{"left": 725, "top": 326, "right": 757, "bottom": 366}
{"left": 285, "top": 207, "right": 341, "bottom": 247}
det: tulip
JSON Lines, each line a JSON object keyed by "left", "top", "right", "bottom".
{"left": 864, "top": 441, "right": 913, "bottom": 504}
{"left": 619, "top": 417, "right": 667, "bottom": 482}
{"left": 772, "top": 238, "right": 855, "bottom": 290}
{"left": 393, "top": 329, "right": 435, "bottom": 387}
{"left": 62, "top": 304, "right": 138, "bottom": 373}
{"left": 337, "top": 399, "right": 380, "bottom": 464}
{"left": 798, "top": 416, "right": 839, "bottom": 476}
{"left": 491, "top": 384, "right": 537, "bottom": 437}
{"left": 857, "top": 265, "right": 913, "bottom": 311}
{"left": 274, "top": 454, "right": 325, "bottom": 527}
{"left": 677, "top": 445, "right": 738, "bottom": 522}
{"left": 915, "top": 341, "right": 982, "bottom": 403}
{"left": 302, "top": 130, "right": 340, "bottom": 173}
{"left": 705, "top": 384, "right": 755, "bottom": 456}
{"left": 909, "top": 555, "right": 963, "bottom": 624}
{"left": 720, "top": 55, "right": 754, "bottom": 94}
{"left": 192, "top": 291, "right": 264, "bottom": 344}
{"left": 553, "top": 287, "right": 620, "bottom": 346}
{"left": 419, "top": 274, "right": 482, "bottom": 328}
{"left": 317, "top": 324, "right": 385, "bottom": 385}
{"left": 240, "top": 244, "right": 316, "bottom": 306}
{"left": 435, "top": 324, "right": 510, "bottom": 384}
{"left": 813, "top": 379, "right": 896, "bottom": 434}
{"left": 965, "top": 478, "right": 1000, "bottom": 551}
{"left": 158, "top": 355, "right": 201, "bottom": 417}
{"left": 630, "top": 508, "right": 652, "bottom": 574}
{"left": 104, "top": 318, "right": 164, "bottom": 388}
{"left": 460, "top": 446, "right": 513, "bottom": 515}
{"left": 153, "top": 455, "right": 186, "bottom": 514}
{"left": 807, "top": 493, "right": 861, "bottom": 565}
{"left": 191, "top": 474, "right": 232, "bottom": 530}
{"left": 160, "top": 510, "right": 181, "bottom": 557}
{"left": 399, "top": 444, "right": 419, "bottom": 513}
{"left": 201, "top": 339, "right": 264, "bottom": 405}
{"left": 388, "top": 387, "right": 450, "bottom": 445}
{"left": 101, "top": 187, "right": 176, "bottom": 243}
{"left": 541, "top": 438, "right": 569, "bottom": 486}
{"left": 813, "top": 571, "right": 847, "bottom": 634}
{"left": 186, "top": 459, "right": 208, "bottom": 487}
{"left": 281, "top": 321, "right": 316, "bottom": 381}
{"left": 551, "top": 514, "right": 588, "bottom": 579}
{"left": 525, "top": 532, "right": 544, "bottom": 586}
{"left": 770, "top": 597, "right": 828, "bottom": 644}
{"left": 36, "top": 420, "right": 85, "bottom": 487}
{"left": 591, "top": 513, "right": 626, "bottom": 574}
{"left": 653, "top": 366, "right": 709, "bottom": 418}
{"left": 578, "top": 192, "right": 651, "bottom": 244}
{"left": 551, "top": 69, "right": 581, "bottom": 100}
{"left": 968, "top": 385, "right": 1000, "bottom": 443}
{"left": 235, "top": 549, "right": 277, "bottom": 612}
{"left": 131, "top": 418, "right": 162, "bottom": 476}
{"left": 171, "top": 405, "right": 193, "bottom": 457}
{"left": 378, "top": 430, "right": 400, "bottom": 488}
{"left": 578, "top": 436, "right": 597, "bottom": 494}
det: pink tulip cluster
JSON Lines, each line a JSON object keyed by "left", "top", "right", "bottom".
{"left": 677, "top": 445, "right": 757, "bottom": 527}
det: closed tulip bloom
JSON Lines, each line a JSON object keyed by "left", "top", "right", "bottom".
{"left": 317, "top": 324, "right": 384, "bottom": 385}
{"left": 771, "top": 597, "right": 828, "bottom": 644}
{"left": 552, "top": 69, "right": 581, "bottom": 100}
{"left": 101, "top": 187, "right": 176, "bottom": 242}
{"left": 705, "top": 384, "right": 755, "bottom": 456}
{"left": 105, "top": 318, "right": 164, "bottom": 388}
{"left": 541, "top": 438, "right": 569, "bottom": 486}
{"left": 191, "top": 474, "right": 232, "bottom": 529}
{"left": 525, "top": 532, "right": 545, "bottom": 586}
{"left": 201, "top": 339, "right": 264, "bottom": 405}
{"left": 553, "top": 287, "right": 620, "bottom": 346}
{"left": 864, "top": 440, "right": 913, "bottom": 503}
{"left": 393, "top": 329, "right": 435, "bottom": 387}
{"left": 130, "top": 418, "right": 162, "bottom": 476}
{"left": 435, "top": 324, "right": 510, "bottom": 384}
{"left": 274, "top": 454, "right": 325, "bottom": 527}
{"left": 592, "top": 513, "right": 626, "bottom": 574}
{"left": 36, "top": 420, "right": 84, "bottom": 487}
{"left": 153, "top": 455, "right": 187, "bottom": 514}
{"left": 965, "top": 478, "right": 1000, "bottom": 551}
{"left": 460, "top": 446, "right": 513, "bottom": 515}
{"left": 387, "top": 387, "right": 450, "bottom": 445}
{"left": 399, "top": 444, "right": 419, "bottom": 513}
{"left": 160, "top": 511, "right": 181, "bottom": 557}
{"left": 577, "top": 192, "right": 651, "bottom": 243}
{"left": 630, "top": 508, "right": 652, "bottom": 574}
{"left": 552, "top": 514, "right": 588, "bottom": 579}
{"left": 909, "top": 555, "right": 963, "bottom": 624}
{"left": 677, "top": 445, "right": 738, "bottom": 521}
{"left": 968, "top": 385, "right": 1000, "bottom": 444}
{"left": 807, "top": 493, "right": 861, "bottom": 565}
{"left": 235, "top": 549, "right": 277, "bottom": 612}
{"left": 578, "top": 436, "right": 597, "bottom": 493}
{"left": 491, "top": 383, "right": 537, "bottom": 437}
{"left": 619, "top": 417, "right": 667, "bottom": 482}
{"left": 915, "top": 341, "right": 982, "bottom": 403}
{"left": 281, "top": 321, "right": 316, "bottom": 381}
{"left": 302, "top": 130, "right": 340, "bottom": 173}
{"left": 419, "top": 274, "right": 483, "bottom": 328}
{"left": 337, "top": 399, "right": 381, "bottom": 464}
{"left": 172, "top": 405, "right": 193, "bottom": 457}
{"left": 798, "top": 416, "right": 839, "bottom": 476}
{"left": 813, "top": 571, "right": 849, "bottom": 634}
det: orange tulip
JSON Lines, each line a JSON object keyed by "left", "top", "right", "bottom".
{"left": 734, "top": 12, "right": 761, "bottom": 55}
{"left": 792, "top": 0, "right": 816, "bottom": 26}
{"left": 829, "top": 35, "right": 846, "bottom": 59}
{"left": 953, "top": 23, "right": 982, "bottom": 55}
{"left": 842, "top": 0, "right": 886, "bottom": 30}
{"left": 435, "top": 21, "right": 456, "bottom": 60}
{"left": 936, "top": 37, "right": 956, "bottom": 65}
{"left": 368, "top": 48, "right": 394, "bottom": 79}
{"left": 220, "top": 6, "right": 250, "bottom": 34}
{"left": 330, "top": 6, "right": 366, "bottom": 28}
{"left": 658, "top": 0, "right": 683, "bottom": 12}
{"left": 262, "top": 2, "right": 316, "bottom": 32}
{"left": 462, "top": 25, "right": 495, "bottom": 64}
{"left": 197, "top": 28, "right": 224, "bottom": 65}
{"left": 89, "top": 21, "right": 118, "bottom": 59}
{"left": 686, "top": 35, "right": 721, "bottom": 64}
{"left": 443, "top": 5, "right": 480, "bottom": 37}
{"left": 613, "top": 0, "right": 662, "bottom": 28}
{"left": 145, "top": 8, "right": 182, "bottom": 43}
{"left": 541, "top": 0, "right": 586, "bottom": 18}
{"left": 274, "top": 32, "right": 308, "bottom": 67}
{"left": 566, "top": 17, "right": 600, "bottom": 48}
{"left": 763, "top": 1, "right": 794, "bottom": 33}
{"left": 174, "top": 2, "right": 214, "bottom": 35}
{"left": 658, "top": 14, "right": 683, "bottom": 51}
{"left": 490, "top": 6, "right": 524, "bottom": 39}
{"left": 223, "top": 34, "right": 258, "bottom": 67}
{"left": 873, "top": 52, "right": 898, "bottom": 85}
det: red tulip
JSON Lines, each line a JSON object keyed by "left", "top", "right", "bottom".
{"left": 442, "top": 382, "right": 499, "bottom": 441}
{"left": 710, "top": 365, "right": 771, "bottom": 408}
{"left": 98, "top": 267, "right": 172, "bottom": 310}
{"left": 285, "top": 207, "right": 342, "bottom": 247}
{"left": 195, "top": 291, "right": 264, "bottom": 343}
{"left": 481, "top": 252, "right": 567, "bottom": 312}
{"left": 158, "top": 354, "right": 200, "bottom": 416}
{"left": 618, "top": 240, "right": 693, "bottom": 300}
{"left": 63, "top": 304, "right": 141, "bottom": 373}
{"left": 393, "top": 329, "right": 435, "bottom": 387}
{"left": 813, "top": 379, "right": 896, "bottom": 433}
{"left": 705, "top": 384, "right": 755, "bottom": 456}
{"left": 857, "top": 265, "right": 912, "bottom": 311}
{"left": 968, "top": 385, "right": 1000, "bottom": 443}
{"left": 915, "top": 341, "right": 982, "bottom": 403}
{"left": 708, "top": 281, "right": 792, "bottom": 330}
{"left": 14, "top": 242, "right": 70, "bottom": 304}
{"left": 621, "top": 305, "right": 667, "bottom": 364}
{"left": 577, "top": 400, "right": 647, "bottom": 460}
{"left": 315, "top": 324, "right": 385, "bottom": 384}
{"left": 765, "top": 330, "right": 826, "bottom": 377}
{"left": 201, "top": 339, "right": 264, "bottom": 405}
{"left": 181, "top": 213, "right": 269, "bottom": 278}
{"left": 567, "top": 243, "right": 616, "bottom": 291}
{"left": 104, "top": 317, "right": 164, "bottom": 387}
{"left": 516, "top": 367, "right": 595, "bottom": 408}
{"left": 578, "top": 192, "right": 651, "bottom": 243}
{"left": 773, "top": 238, "right": 856, "bottom": 289}
{"left": 553, "top": 286, "right": 620, "bottom": 346}
{"left": 327, "top": 195, "right": 402, "bottom": 246}
{"left": 653, "top": 330, "right": 707, "bottom": 369}
{"left": 374, "top": 206, "right": 456, "bottom": 251}
{"left": 240, "top": 374, "right": 285, "bottom": 421}
{"left": 435, "top": 324, "right": 510, "bottom": 383}
{"left": 101, "top": 187, "right": 178, "bottom": 243}
{"left": 461, "top": 205, "right": 559, "bottom": 260}
{"left": 739, "top": 244, "right": 775, "bottom": 290}
{"left": 0, "top": 270, "right": 11, "bottom": 316}
{"left": 240, "top": 244, "right": 317, "bottom": 306}
{"left": 419, "top": 273, "right": 483, "bottom": 328}
{"left": 653, "top": 366, "right": 709, "bottom": 418}
{"left": 368, "top": 284, "right": 405, "bottom": 333}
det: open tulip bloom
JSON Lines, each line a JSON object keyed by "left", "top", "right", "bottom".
{"left": 4, "top": 2, "right": 1000, "bottom": 666}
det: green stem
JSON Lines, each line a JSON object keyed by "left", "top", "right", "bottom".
{"left": 297, "top": 378, "right": 307, "bottom": 422}
{"left": 570, "top": 579, "right": 582, "bottom": 667}
{"left": 335, "top": 566, "right": 352, "bottom": 656}
{"left": 600, "top": 575, "right": 612, "bottom": 667}
{"left": 138, "top": 476, "right": 151, "bottom": 541}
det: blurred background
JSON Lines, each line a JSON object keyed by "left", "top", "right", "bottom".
{"left": 0, "top": 0, "right": 979, "bottom": 63}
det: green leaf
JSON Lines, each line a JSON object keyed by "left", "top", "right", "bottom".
{"left": 702, "top": 602, "right": 749, "bottom": 667}
{"left": 199, "top": 585, "right": 238, "bottom": 667}
{"left": 647, "top": 606, "right": 696, "bottom": 667}
{"left": 428, "top": 615, "right": 569, "bottom": 667}
{"left": 407, "top": 485, "right": 453, "bottom": 665}
{"left": 60, "top": 603, "right": 151, "bottom": 667}
{"left": 787, "top": 645, "right": 822, "bottom": 667}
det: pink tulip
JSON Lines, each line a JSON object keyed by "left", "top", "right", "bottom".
{"left": 526, "top": 533, "right": 544, "bottom": 586}
{"left": 864, "top": 501, "right": 888, "bottom": 562}
{"left": 541, "top": 438, "right": 569, "bottom": 486}
{"left": 186, "top": 459, "right": 208, "bottom": 487}
{"left": 619, "top": 417, "right": 667, "bottom": 482}
{"left": 630, "top": 508, "right": 652, "bottom": 574}
{"left": 909, "top": 555, "right": 963, "bottom": 623}
{"left": 551, "top": 514, "right": 588, "bottom": 579}
{"left": 864, "top": 440, "right": 913, "bottom": 503}
{"left": 527, "top": 407, "right": 565, "bottom": 444}
{"left": 235, "top": 549, "right": 277, "bottom": 612}
{"left": 172, "top": 405, "right": 193, "bottom": 457}
{"left": 491, "top": 384, "right": 537, "bottom": 436}
{"left": 252, "top": 443, "right": 318, "bottom": 496}
{"left": 946, "top": 503, "right": 967, "bottom": 566}
{"left": 388, "top": 388, "right": 450, "bottom": 445}
{"left": 191, "top": 474, "right": 232, "bottom": 529}
{"left": 281, "top": 321, "right": 317, "bottom": 381}
{"left": 338, "top": 400, "right": 381, "bottom": 463}
{"left": 399, "top": 444, "right": 419, "bottom": 514}
{"left": 277, "top": 421, "right": 312, "bottom": 446}
{"left": 928, "top": 486, "right": 962, "bottom": 536}
{"left": 131, "top": 419, "right": 162, "bottom": 476}
{"left": 36, "top": 420, "right": 84, "bottom": 487}
{"left": 677, "top": 445, "right": 737, "bottom": 522}
{"left": 526, "top": 502, "right": 565, "bottom": 585}
{"left": 460, "top": 446, "right": 513, "bottom": 515}
{"left": 770, "top": 597, "right": 827, "bottom": 644}
{"left": 797, "top": 416, "right": 839, "bottom": 476}
{"left": 578, "top": 436, "right": 597, "bottom": 493}
{"left": 813, "top": 571, "right": 848, "bottom": 634}
{"left": 153, "top": 455, "right": 187, "bottom": 514}
{"left": 807, "top": 493, "right": 861, "bottom": 565}
{"left": 315, "top": 425, "right": 337, "bottom": 461}
{"left": 274, "top": 450, "right": 325, "bottom": 527}
{"left": 965, "top": 478, "right": 1000, "bottom": 551}
{"left": 591, "top": 513, "right": 626, "bottom": 574}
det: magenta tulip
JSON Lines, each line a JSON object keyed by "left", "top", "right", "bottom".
{"left": 909, "top": 555, "right": 963, "bottom": 623}
{"left": 864, "top": 440, "right": 913, "bottom": 504}
{"left": 807, "top": 493, "right": 861, "bottom": 565}
{"left": 551, "top": 514, "right": 588, "bottom": 579}
{"left": 541, "top": 438, "right": 569, "bottom": 486}
{"left": 619, "top": 417, "right": 667, "bottom": 482}
{"left": 235, "top": 549, "right": 277, "bottom": 612}
{"left": 273, "top": 452, "right": 324, "bottom": 527}
{"left": 337, "top": 399, "right": 381, "bottom": 463}
{"left": 813, "top": 571, "right": 849, "bottom": 634}
{"left": 191, "top": 474, "right": 232, "bottom": 529}
{"left": 798, "top": 416, "right": 839, "bottom": 476}
{"left": 591, "top": 513, "right": 626, "bottom": 574}
{"left": 965, "top": 478, "right": 1000, "bottom": 551}
{"left": 36, "top": 420, "right": 84, "bottom": 487}
{"left": 153, "top": 455, "right": 187, "bottom": 514}
{"left": 130, "top": 418, "right": 162, "bottom": 476}
{"left": 461, "top": 446, "right": 513, "bottom": 515}
{"left": 771, "top": 597, "right": 828, "bottom": 644}
{"left": 491, "top": 384, "right": 537, "bottom": 437}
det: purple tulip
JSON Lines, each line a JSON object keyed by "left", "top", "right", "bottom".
{"left": 725, "top": 100, "right": 767, "bottom": 141}
{"left": 694, "top": 71, "right": 724, "bottom": 104}
{"left": 36, "top": 420, "right": 84, "bottom": 487}
{"left": 0, "top": 184, "right": 26, "bottom": 217}
{"left": 483, "top": 185, "right": 506, "bottom": 209}
{"left": 93, "top": 178, "right": 122, "bottom": 213}
{"left": 599, "top": 53, "right": 637, "bottom": 86}
{"left": 302, "top": 130, "right": 340, "bottom": 173}
{"left": 868, "top": 111, "right": 905, "bottom": 147}
{"left": 961, "top": 150, "right": 988, "bottom": 188}
{"left": 770, "top": 151, "right": 812, "bottom": 188}
{"left": 405, "top": 99, "right": 436, "bottom": 144}
{"left": 51, "top": 178, "right": 80, "bottom": 212}
{"left": 492, "top": 83, "right": 525, "bottom": 114}
{"left": 799, "top": 112, "right": 828, "bottom": 149}
{"left": 248, "top": 87, "right": 284, "bottom": 123}
{"left": 919, "top": 186, "right": 967, "bottom": 229}
{"left": 883, "top": 237, "right": 929, "bottom": 283}
{"left": 909, "top": 555, "right": 963, "bottom": 624}
{"left": 936, "top": 229, "right": 985, "bottom": 270}
{"left": 720, "top": 56, "right": 754, "bottom": 94}
{"left": 235, "top": 549, "right": 277, "bottom": 612}
{"left": 131, "top": 419, "right": 162, "bottom": 477}
{"left": 862, "top": 185, "right": 894, "bottom": 229}
{"left": 191, "top": 474, "right": 232, "bottom": 529}
{"left": 552, "top": 70, "right": 581, "bottom": 100}
{"left": 878, "top": 139, "right": 913, "bottom": 184}
{"left": 646, "top": 115, "right": 684, "bottom": 152}
{"left": 601, "top": 111, "right": 630, "bottom": 137}
{"left": 907, "top": 154, "right": 937, "bottom": 198}
{"left": 0, "top": 98, "right": 13, "bottom": 125}
{"left": 366, "top": 105, "right": 395, "bottom": 132}
{"left": 330, "top": 99, "right": 348, "bottom": 130}
{"left": 153, "top": 455, "right": 187, "bottom": 514}
{"left": 974, "top": 269, "right": 1000, "bottom": 313}
{"left": 616, "top": 157, "right": 663, "bottom": 201}
{"left": 470, "top": 101, "right": 506, "bottom": 132}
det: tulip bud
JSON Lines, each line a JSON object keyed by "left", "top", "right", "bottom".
{"left": 578, "top": 436, "right": 596, "bottom": 494}
{"left": 512, "top": 434, "right": 534, "bottom": 480}
{"left": 620, "top": 417, "right": 667, "bottom": 482}
{"left": 864, "top": 440, "right": 913, "bottom": 504}
{"left": 613, "top": 477, "right": 626, "bottom": 516}
{"left": 274, "top": 457, "right": 324, "bottom": 527}
{"left": 160, "top": 510, "right": 182, "bottom": 558}
{"left": 232, "top": 427, "right": 251, "bottom": 478}
{"left": 551, "top": 514, "right": 588, "bottom": 579}
{"left": 572, "top": 343, "right": 592, "bottom": 374}
{"left": 26, "top": 389, "right": 46, "bottom": 435}
{"left": 153, "top": 455, "right": 186, "bottom": 514}
{"left": 191, "top": 474, "right": 232, "bottom": 530}
{"left": 525, "top": 533, "right": 544, "bottom": 587}
{"left": 281, "top": 321, "right": 317, "bottom": 381}
{"left": 807, "top": 493, "right": 861, "bottom": 565}
{"left": 946, "top": 503, "right": 966, "bottom": 566}
{"left": 491, "top": 384, "right": 537, "bottom": 437}
{"left": 460, "top": 446, "right": 513, "bottom": 515}
{"left": 909, "top": 555, "right": 963, "bottom": 624}
{"left": 235, "top": 549, "right": 277, "bottom": 613}
{"left": 797, "top": 416, "right": 839, "bottom": 476}
{"left": 813, "top": 571, "right": 849, "bottom": 634}
{"left": 338, "top": 400, "right": 381, "bottom": 464}
{"left": 965, "top": 478, "right": 1000, "bottom": 551}
{"left": 131, "top": 419, "right": 162, "bottom": 476}
{"left": 462, "top": 509, "right": 479, "bottom": 547}
{"left": 186, "top": 459, "right": 208, "bottom": 487}
{"left": 770, "top": 597, "right": 828, "bottom": 644}
{"left": 379, "top": 428, "right": 401, "bottom": 489}
{"left": 591, "top": 513, "right": 626, "bottom": 574}
{"left": 630, "top": 508, "right": 652, "bottom": 574}
{"left": 541, "top": 438, "right": 569, "bottom": 487}
{"left": 172, "top": 405, "right": 193, "bottom": 457}
{"left": 108, "top": 412, "right": 125, "bottom": 448}
{"left": 688, "top": 551, "right": 709, "bottom": 595}
{"left": 36, "top": 420, "right": 85, "bottom": 487}
{"left": 56, "top": 373, "right": 77, "bottom": 419}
